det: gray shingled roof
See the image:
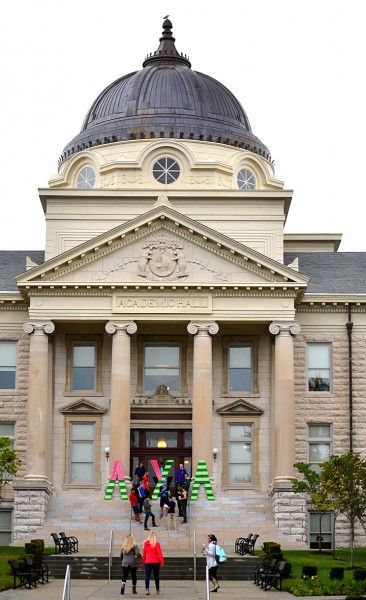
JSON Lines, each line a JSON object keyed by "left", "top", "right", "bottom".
{"left": 284, "top": 252, "right": 366, "bottom": 294}
{"left": 0, "top": 251, "right": 45, "bottom": 292}
{"left": 1, "top": 250, "right": 365, "bottom": 295}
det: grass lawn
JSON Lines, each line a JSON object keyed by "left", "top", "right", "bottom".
{"left": 0, "top": 546, "right": 54, "bottom": 592}
{"left": 277, "top": 548, "right": 366, "bottom": 596}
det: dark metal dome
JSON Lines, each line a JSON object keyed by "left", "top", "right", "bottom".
{"left": 60, "top": 19, "right": 271, "bottom": 162}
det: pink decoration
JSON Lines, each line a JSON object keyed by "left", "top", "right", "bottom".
{"left": 150, "top": 459, "right": 162, "bottom": 480}
{"left": 109, "top": 459, "right": 125, "bottom": 481}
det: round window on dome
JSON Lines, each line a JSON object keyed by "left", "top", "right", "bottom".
{"left": 153, "top": 158, "right": 180, "bottom": 184}
{"left": 77, "top": 167, "right": 96, "bottom": 189}
{"left": 237, "top": 168, "right": 256, "bottom": 190}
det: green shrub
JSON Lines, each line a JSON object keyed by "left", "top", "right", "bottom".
{"left": 330, "top": 567, "right": 344, "bottom": 580}
{"left": 24, "top": 539, "right": 44, "bottom": 556}
{"left": 302, "top": 565, "right": 318, "bottom": 579}
{"left": 353, "top": 571, "right": 366, "bottom": 582}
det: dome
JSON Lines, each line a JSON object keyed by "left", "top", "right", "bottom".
{"left": 60, "top": 19, "right": 271, "bottom": 162}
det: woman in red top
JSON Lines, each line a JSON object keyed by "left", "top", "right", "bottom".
{"left": 142, "top": 531, "right": 164, "bottom": 595}
{"left": 129, "top": 485, "right": 142, "bottom": 524}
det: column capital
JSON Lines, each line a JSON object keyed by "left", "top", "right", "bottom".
{"left": 187, "top": 321, "right": 219, "bottom": 336}
{"left": 269, "top": 320, "right": 301, "bottom": 337}
{"left": 105, "top": 321, "right": 137, "bottom": 336}
{"left": 23, "top": 320, "right": 55, "bottom": 336}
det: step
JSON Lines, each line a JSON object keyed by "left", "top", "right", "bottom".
{"left": 44, "top": 555, "right": 262, "bottom": 580}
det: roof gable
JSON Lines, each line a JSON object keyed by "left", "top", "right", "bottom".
{"left": 17, "top": 205, "right": 308, "bottom": 293}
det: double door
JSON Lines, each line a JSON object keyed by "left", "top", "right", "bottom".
{"left": 131, "top": 428, "right": 192, "bottom": 491}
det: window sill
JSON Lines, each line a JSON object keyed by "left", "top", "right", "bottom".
{"left": 62, "top": 484, "right": 101, "bottom": 490}
{"left": 222, "top": 484, "right": 261, "bottom": 491}
{"left": 221, "top": 392, "right": 260, "bottom": 398}
{"left": 0, "top": 390, "right": 19, "bottom": 396}
{"left": 304, "top": 392, "right": 334, "bottom": 398}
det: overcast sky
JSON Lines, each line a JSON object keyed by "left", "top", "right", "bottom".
{"left": 1, "top": 0, "right": 365, "bottom": 251}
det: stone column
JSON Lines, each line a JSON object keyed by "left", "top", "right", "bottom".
{"left": 187, "top": 321, "right": 219, "bottom": 472}
{"left": 269, "top": 320, "right": 301, "bottom": 483}
{"left": 23, "top": 320, "right": 55, "bottom": 481}
{"left": 105, "top": 321, "right": 137, "bottom": 479}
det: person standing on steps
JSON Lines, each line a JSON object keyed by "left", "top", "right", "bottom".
{"left": 134, "top": 461, "right": 146, "bottom": 485}
{"left": 143, "top": 490, "right": 159, "bottom": 531}
{"left": 202, "top": 533, "right": 220, "bottom": 592}
{"left": 158, "top": 478, "right": 169, "bottom": 518}
{"left": 142, "top": 531, "right": 164, "bottom": 596}
{"left": 177, "top": 485, "right": 188, "bottom": 523}
{"left": 166, "top": 493, "right": 178, "bottom": 531}
{"left": 129, "top": 485, "right": 143, "bottom": 524}
{"left": 120, "top": 533, "right": 141, "bottom": 595}
{"left": 175, "top": 462, "right": 187, "bottom": 515}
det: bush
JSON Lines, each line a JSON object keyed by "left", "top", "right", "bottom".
{"left": 261, "top": 542, "right": 282, "bottom": 560}
{"left": 353, "top": 571, "right": 366, "bottom": 582}
{"left": 302, "top": 565, "right": 318, "bottom": 579}
{"left": 24, "top": 539, "right": 44, "bottom": 556}
{"left": 330, "top": 567, "right": 344, "bottom": 580}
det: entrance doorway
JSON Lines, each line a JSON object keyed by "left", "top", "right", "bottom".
{"left": 131, "top": 428, "right": 192, "bottom": 491}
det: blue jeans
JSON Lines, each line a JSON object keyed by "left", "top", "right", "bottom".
{"left": 145, "top": 563, "right": 160, "bottom": 591}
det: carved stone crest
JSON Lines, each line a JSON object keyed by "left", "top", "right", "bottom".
{"left": 138, "top": 239, "right": 188, "bottom": 280}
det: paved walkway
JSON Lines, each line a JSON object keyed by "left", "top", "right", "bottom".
{"left": 0, "top": 579, "right": 291, "bottom": 600}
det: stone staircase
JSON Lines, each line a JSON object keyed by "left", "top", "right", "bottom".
{"left": 17, "top": 487, "right": 300, "bottom": 551}
{"left": 44, "top": 554, "right": 262, "bottom": 580}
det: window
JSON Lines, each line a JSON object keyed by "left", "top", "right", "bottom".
{"left": 77, "top": 167, "right": 96, "bottom": 189}
{"left": 72, "top": 344, "right": 96, "bottom": 391}
{"left": 237, "top": 168, "right": 256, "bottom": 190}
{"left": 0, "top": 511, "right": 12, "bottom": 545}
{"left": 0, "top": 422, "right": 15, "bottom": 481}
{"left": 0, "top": 341, "right": 17, "bottom": 390}
{"left": 229, "top": 345, "right": 252, "bottom": 392}
{"left": 153, "top": 158, "right": 180, "bottom": 184}
{"left": 308, "top": 424, "right": 331, "bottom": 471}
{"left": 228, "top": 424, "right": 253, "bottom": 484}
{"left": 69, "top": 422, "right": 95, "bottom": 484}
{"left": 309, "top": 511, "right": 333, "bottom": 549}
{"left": 144, "top": 345, "right": 180, "bottom": 392}
{"left": 307, "top": 343, "right": 331, "bottom": 391}
{"left": 146, "top": 430, "right": 178, "bottom": 448}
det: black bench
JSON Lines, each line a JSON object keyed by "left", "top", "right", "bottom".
{"left": 236, "top": 533, "right": 259, "bottom": 555}
{"left": 259, "top": 560, "right": 288, "bottom": 591}
{"left": 254, "top": 558, "right": 277, "bottom": 585}
{"left": 59, "top": 531, "right": 79, "bottom": 553}
{"left": 8, "top": 559, "right": 38, "bottom": 589}
{"left": 235, "top": 533, "right": 253, "bottom": 554}
{"left": 51, "top": 532, "right": 72, "bottom": 554}
{"left": 23, "top": 556, "right": 49, "bottom": 584}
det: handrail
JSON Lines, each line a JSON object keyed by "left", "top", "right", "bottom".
{"left": 61, "top": 564, "right": 71, "bottom": 600}
{"left": 193, "top": 529, "right": 196, "bottom": 581}
{"left": 108, "top": 530, "right": 114, "bottom": 580}
{"left": 205, "top": 564, "right": 210, "bottom": 600}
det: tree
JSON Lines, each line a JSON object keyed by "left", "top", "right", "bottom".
{"left": 321, "top": 452, "right": 366, "bottom": 568}
{"left": 0, "top": 436, "right": 20, "bottom": 502}
{"left": 293, "top": 462, "right": 334, "bottom": 552}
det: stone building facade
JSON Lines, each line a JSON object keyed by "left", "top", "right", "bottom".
{"left": 0, "top": 18, "right": 365, "bottom": 551}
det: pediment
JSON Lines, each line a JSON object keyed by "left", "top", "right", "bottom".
{"left": 216, "top": 398, "right": 264, "bottom": 416}
{"left": 59, "top": 398, "right": 107, "bottom": 415}
{"left": 17, "top": 205, "right": 308, "bottom": 293}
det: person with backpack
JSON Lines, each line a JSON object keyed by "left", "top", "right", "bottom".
{"left": 143, "top": 490, "right": 158, "bottom": 531}
{"left": 201, "top": 533, "right": 224, "bottom": 592}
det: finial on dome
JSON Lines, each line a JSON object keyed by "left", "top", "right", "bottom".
{"left": 143, "top": 17, "right": 191, "bottom": 68}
